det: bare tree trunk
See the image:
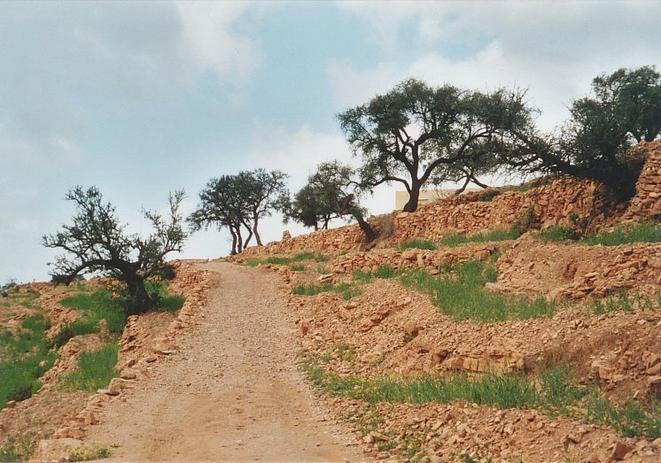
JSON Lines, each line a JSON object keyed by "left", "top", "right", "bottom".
{"left": 403, "top": 183, "right": 420, "bottom": 212}
{"left": 229, "top": 227, "right": 238, "bottom": 255}
{"left": 124, "top": 271, "right": 152, "bottom": 315}
{"left": 243, "top": 223, "right": 253, "bottom": 248}
{"left": 322, "top": 217, "right": 330, "bottom": 229}
{"left": 252, "top": 214, "right": 263, "bottom": 246}
{"left": 354, "top": 212, "right": 377, "bottom": 242}
{"left": 454, "top": 177, "right": 470, "bottom": 195}
{"left": 235, "top": 225, "right": 243, "bottom": 253}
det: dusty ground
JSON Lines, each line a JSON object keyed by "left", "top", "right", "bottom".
{"left": 85, "top": 261, "right": 362, "bottom": 461}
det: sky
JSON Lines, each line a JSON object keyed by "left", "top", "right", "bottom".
{"left": 1, "top": 0, "right": 660, "bottom": 283}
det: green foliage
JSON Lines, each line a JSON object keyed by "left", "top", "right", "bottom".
{"left": 145, "top": 280, "right": 186, "bottom": 314}
{"left": 441, "top": 228, "right": 519, "bottom": 247}
{"left": 44, "top": 186, "right": 187, "bottom": 313}
{"left": 504, "top": 66, "right": 661, "bottom": 198}
{"left": 353, "top": 265, "right": 400, "bottom": 283}
{"left": 338, "top": 78, "right": 535, "bottom": 212}
{"left": 0, "top": 314, "right": 56, "bottom": 409}
{"left": 400, "top": 261, "right": 555, "bottom": 322}
{"left": 61, "top": 342, "right": 118, "bottom": 392}
{"left": 586, "top": 394, "right": 660, "bottom": 438}
{"left": 584, "top": 221, "right": 661, "bottom": 245}
{"left": 592, "top": 291, "right": 659, "bottom": 315}
{"left": 247, "top": 251, "right": 329, "bottom": 267}
{"left": 69, "top": 446, "right": 112, "bottom": 461}
{"left": 304, "top": 357, "right": 659, "bottom": 438}
{"left": 60, "top": 289, "right": 127, "bottom": 334}
{"left": 537, "top": 226, "right": 580, "bottom": 242}
{"left": 0, "top": 436, "right": 37, "bottom": 462}
{"left": 303, "top": 358, "right": 583, "bottom": 413}
{"left": 398, "top": 239, "right": 437, "bottom": 250}
{"left": 189, "top": 169, "right": 289, "bottom": 254}
{"left": 292, "top": 282, "right": 361, "bottom": 300}
{"left": 52, "top": 320, "right": 98, "bottom": 348}
{"left": 289, "top": 264, "right": 305, "bottom": 272}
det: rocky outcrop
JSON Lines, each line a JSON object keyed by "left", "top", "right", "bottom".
{"left": 623, "top": 140, "right": 661, "bottom": 221}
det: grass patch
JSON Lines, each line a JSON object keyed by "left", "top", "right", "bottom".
{"left": 69, "top": 445, "right": 112, "bottom": 461}
{"left": 303, "top": 357, "right": 582, "bottom": 413}
{"left": 247, "top": 251, "right": 329, "bottom": 267}
{"left": 292, "top": 282, "right": 361, "bottom": 300}
{"left": 400, "top": 261, "right": 554, "bottom": 322}
{"left": 0, "top": 435, "right": 37, "bottom": 462}
{"left": 586, "top": 394, "right": 660, "bottom": 438}
{"left": 0, "top": 314, "right": 56, "bottom": 409}
{"left": 352, "top": 264, "right": 400, "bottom": 283}
{"left": 304, "top": 357, "right": 660, "bottom": 438}
{"left": 441, "top": 228, "right": 519, "bottom": 247}
{"left": 59, "top": 289, "right": 127, "bottom": 334}
{"left": 398, "top": 239, "right": 437, "bottom": 251}
{"left": 145, "top": 280, "right": 186, "bottom": 314}
{"left": 584, "top": 221, "right": 661, "bottom": 246}
{"left": 592, "top": 291, "right": 659, "bottom": 315}
{"left": 60, "top": 342, "right": 118, "bottom": 392}
{"left": 537, "top": 226, "right": 580, "bottom": 242}
{"left": 537, "top": 222, "right": 661, "bottom": 245}
{"left": 289, "top": 263, "right": 306, "bottom": 272}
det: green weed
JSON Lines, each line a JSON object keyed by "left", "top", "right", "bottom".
{"left": 60, "top": 342, "right": 118, "bottom": 392}
{"left": 398, "top": 239, "right": 437, "bottom": 251}
{"left": 145, "top": 280, "right": 186, "bottom": 314}
{"left": 584, "top": 221, "right": 661, "bottom": 246}
{"left": 69, "top": 445, "right": 112, "bottom": 461}
{"left": 537, "top": 226, "right": 581, "bottom": 242}
{"left": 292, "top": 282, "right": 361, "bottom": 300}
{"left": 247, "top": 251, "right": 329, "bottom": 267}
{"left": 400, "top": 261, "right": 554, "bottom": 322}
{"left": 0, "top": 313, "right": 56, "bottom": 409}
{"left": 60, "top": 289, "right": 127, "bottom": 333}
{"left": 352, "top": 265, "right": 400, "bottom": 283}
{"left": 592, "top": 291, "right": 659, "bottom": 315}
{"left": 441, "top": 228, "right": 519, "bottom": 247}
{"left": 585, "top": 394, "right": 660, "bottom": 438}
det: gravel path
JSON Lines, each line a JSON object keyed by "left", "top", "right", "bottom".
{"left": 86, "top": 261, "right": 361, "bottom": 462}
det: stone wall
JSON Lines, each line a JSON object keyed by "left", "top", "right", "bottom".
{"left": 623, "top": 140, "right": 661, "bottom": 221}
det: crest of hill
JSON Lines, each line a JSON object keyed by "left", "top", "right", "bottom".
{"left": 235, "top": 141, "right": 661, "bottom": 258}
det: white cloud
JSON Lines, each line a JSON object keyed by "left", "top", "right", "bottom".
{"left": 174, "top": 1, "right": 263, "bottom": 85}
{"left": 331, "top": 1, "right": 661, "bottom": 131}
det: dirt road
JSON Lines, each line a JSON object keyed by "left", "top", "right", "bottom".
{"left": 86, "top": 262, "right": 362, "bottom": 461}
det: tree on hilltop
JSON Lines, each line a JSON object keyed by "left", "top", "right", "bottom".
{"left": 502, "top": 66, "right": 661, "bottom": 198}
{"left": 43, "top": 186, "right": 186, "bottom": 314}
{"left": 285, "top": 161, "right": 377, "bottom": 242}
{"left": 338, "top": 79, "right": 536, "bottom": 211}
{"left": 189, "top": 169, "right": 288, "bottom": 254}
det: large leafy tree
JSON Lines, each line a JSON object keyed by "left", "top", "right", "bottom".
{"left": 189, "top": 175, "right": 247, "bottom": 255}
{"left": 43, "top": 186, "right": 186, "bottom": 314}
{"left": 338, "top": 79, "right": 535, "bottom": 211}
{"left": 504, "top": 66, "right": 661, "bottom": 198}
{"left": 286, "top": 161, "right": 376, "bottom": 241}
{"left": 189, "top": 169, "right": 288, "bottom": 254}
{"left": 281, "top": 183, "right": 339, "bottom": 231}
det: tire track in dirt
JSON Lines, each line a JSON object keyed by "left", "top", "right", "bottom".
{"left": 86, "top": 261, "right": 361, "bottom": 461}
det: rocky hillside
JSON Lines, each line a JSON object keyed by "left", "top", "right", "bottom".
{"left": 233, "top": 141, "right": 660, "bottom": 462}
